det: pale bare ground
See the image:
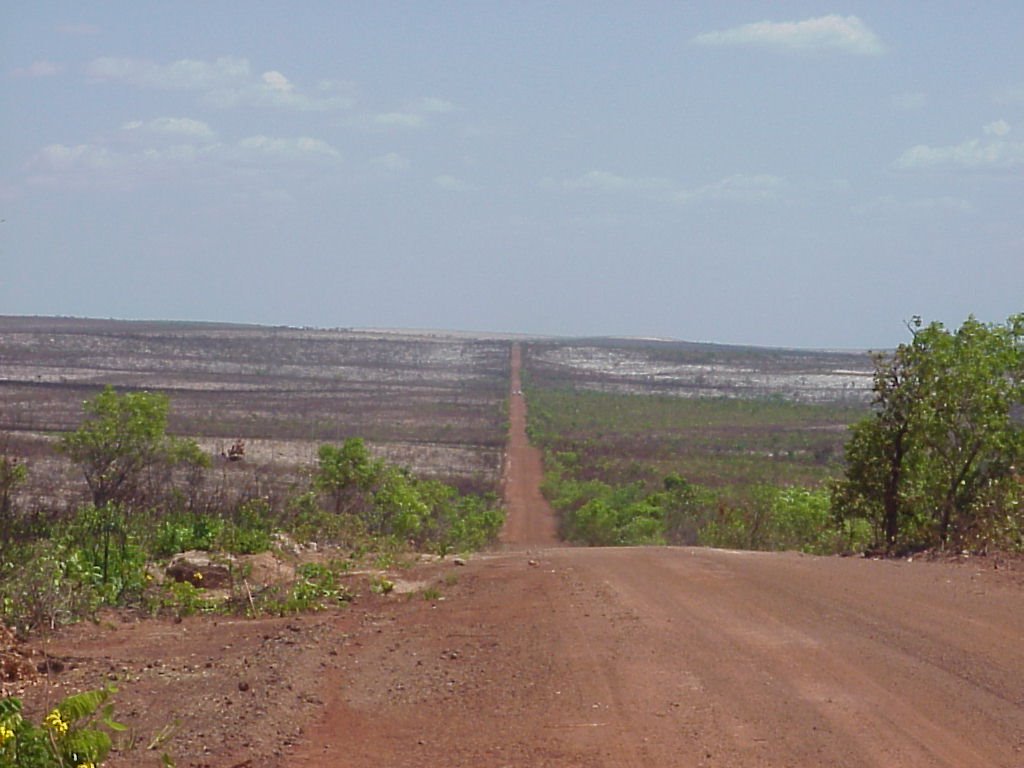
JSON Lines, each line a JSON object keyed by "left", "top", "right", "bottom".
{"left": 288, "top": 344, "right": 1024, "bottom": 768}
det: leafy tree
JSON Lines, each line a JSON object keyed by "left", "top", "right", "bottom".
{"left": 311, "top": 439, "right": 503, "bottom": 551}
{"left": 913, "top": 316, "right": 1023, "bottom": 543}
{"left": 834, "top": 314, "right": 1024, "bottom": 551}
{"left": 833, "top": 342, "right": 926, "bottom": 549}
{"left": 314, "top": 438, "right": 382, "bottom": 516}
{"left": 58, "top": 386, "right": 208, "bottom": 510}
{"left": 372, "top": 467, "right": 428, "bottom": 539}
{"left": 660, "top": 473, "right": 716, "bottom": 545}
{"left": 0, "top": 451, "right": 27, "bottom": 553}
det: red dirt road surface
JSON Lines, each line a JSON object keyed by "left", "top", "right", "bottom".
{"left": 289, "top": 344, "right": 1024, "bottom": 767}
{"left": 499, "top": 342, "right": 560, "bottom": 549}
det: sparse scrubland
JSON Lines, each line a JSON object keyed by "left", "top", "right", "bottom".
{"left": 0, "top": 321, "right": 511, "bottom": 766}
{"left": 527, "top": 314, "right": 1024, "bottom": 555}
{"left": 2, "top": 316, "right": 1022, "bottom": 766}
{"left": 527, "top": 383, "right": 871, "bottom": 553}
{"left": 0, "top": 386, "right": 502, "bottom": 640}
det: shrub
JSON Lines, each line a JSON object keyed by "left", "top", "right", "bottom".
{"left": 60, "top": 505, "right": 147, "bottom": 605}
{"left": 0, "top": 542, "right": 104, "bottom": 636}
{"left": 150, "top": 513, "right": 225, "bottom": 557}
{"left": 0, "top": 686, "right": 128, "bottom": 768}
{"left": 218, "top": 499, "right": 274, "bottom": 555}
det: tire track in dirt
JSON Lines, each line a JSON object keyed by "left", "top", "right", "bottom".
{"left": 557, "top": 547, "right": 1024, "bottom": 766}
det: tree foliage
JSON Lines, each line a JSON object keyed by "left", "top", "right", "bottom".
{"left": 314, "top": 439, "right": 382, "bottom": 517}
{"left": 833, "top": 314, "right": 1024, "bottom": 552}
{"left": 0, "top": 452, "right": 27, "bottom": 555}
{"left": 57, "top": 386, "right": 208, "bottom": 510}
{"left": 312, "top": 438, "right": 502, "bottom": 551}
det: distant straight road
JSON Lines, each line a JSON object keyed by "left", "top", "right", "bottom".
{"left": 499, "top": 342, "right": 560, "bottom": 548}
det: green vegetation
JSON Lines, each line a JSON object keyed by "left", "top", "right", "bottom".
{"left": 1, "top": 389, "right": 503, "bottom": 637}
{"left": 57, "top": 386, "right": 209, "bottom": 510}
{"left": 833, "top": 315, "right": 1023, "bottom": 553}
{"left": 528, "top": 384, "right": 866, "bottom": 552}
{"left": 0, "top": 454, "right": 27, "bottom": 555}
{"left": 310, "top": 437, "right": 503, "bottom": 554}
{"left": 0, "top": 686, "right": 159, "bottom": 768}
{"left": 528, "top": 314, "right": 1023, "bottom": 556}
{"left": 527, "top": 387, "right": 862, "bottom": 496}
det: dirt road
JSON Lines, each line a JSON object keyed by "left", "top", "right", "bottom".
{"left": 499, "top": 343, "right": 560, "bottom": 549}
{"left": 289, "top": 343, "right": 1024, "bottom": 767}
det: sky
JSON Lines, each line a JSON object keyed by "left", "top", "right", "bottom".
{"left": 1, "top": 2, "right": 1022, "bottom": 349}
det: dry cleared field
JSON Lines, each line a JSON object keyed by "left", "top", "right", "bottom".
{"left": 0, "top": 318, "right": 877, "bottom": 514}
{"left": 526, "top": 337, "right": 874, "bottom": 403}
{"left": 0, "top": 317, "right": 513, "bottom": 509}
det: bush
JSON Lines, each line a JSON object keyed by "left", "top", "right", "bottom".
{"left": 218, "top": 499, "right": 274, "bottom": 555}
{"left": 0, "top": 542, "right": 104, "bottom": 636}
{"left": 151, "top": 513, "right": 225, "bottom": 557}
{"left": 697, "top": 486, "right": 871, "bottom": 554}
{"left": 60, "top": 505, "right": 147, "bottom": 605}
{"left": 0, "top": 686, "right": 128, "bottom": 768}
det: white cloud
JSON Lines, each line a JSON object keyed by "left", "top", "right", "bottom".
{"left": 121, "top": 117, "right": 216, "bottom": 140}
{"left": 563, "top": 170, "right": 674, "bottom": 194}
{"left": 993, "top": 85, "right": 1024, "bottom": 105}
{"left": 25, "top": 141, "right": 206, "bottom": 189}
{"left": 57, "top": 23, "right": 100, "bottom": 36}
{"left": 895, "top": 122, "right": 1024, "bottom": 170}
{"left": 374, "top": 112, "right": 425, "bottom": 128}
{"left": 88, "top": 55, "right": 250, "bottom": 91}
{"left": 25, "top": 130, "right": 340, "bottom": 190}
{"left": 414, "top": 97, "right": 455, "bottom": 114}
{"left": 87, "top": 56, "right": 354, "bottom": 111}
{"left": 984, "top": 119, "right": 1011, "bottom": 137}
{"left": 562, "top": 170, "right": 786, "bottom": 205}
{"left": 32, "top": 143, "right": 115, "bottom": 173}
{"left": 372, "top": 152, "right": 410, "bottom": 170}
{"left": 852, "top": 195, "right": 974, "bottom": 216}
{"left": 677, "top": 174, "right": 787, "bottom": 204}
{"left": 891, "top": 92, "right": 927, "bottom": 110}
{"left": 213, "top": 80, "right": 354, "bottom": 111}
{"left": 12, "top": 60, "right": 62, "bottom": 78}
{"left": 261, "top": 70, "right": 293, "bottom": 92}
{"left": 235, "top": 135, "right": 341, "bottom": 160}
{"left": 434, "top": 174, "right": 478, "bottom": 192}
{"left": 692, "top": 14, "right": 883, "bottom": 56}
{"left": 361, "top": 97, "right": 457, "bottom": 130}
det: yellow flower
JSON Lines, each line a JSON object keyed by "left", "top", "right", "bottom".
{"left": 0, "top": 724, "right": 14, "bottom": 745}
{"left": 78, "top": 762, "right": 96, "bottom": 768}
{"left": 193, "top": 571, "right": 204, "bottom": 582}
{"left": 43, "top": 710, "right": 68, "bottom": 735}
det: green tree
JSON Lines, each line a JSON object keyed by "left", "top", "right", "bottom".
{"left": 913, "top": 316, "right": 1024, "bottom": 543}
{"left": 58, "top": 386, "right": 208, "bottom": 510}
{"left": 0, "top": 452, "right": 27, "bottom": 549}
{"left": 659, "top": 473, "right": 716, "bottom": 546}
{"left": 372, "top": 467, "right": 428, "bottom": 539}
{"left": 834, "top": 342, "right": 926, "bottom": 549}
{"left": 834, "top": 314, "right": 1024, "bottom": 552}
{"left": 314, "top": 438, "right": 382, "bottom": 516}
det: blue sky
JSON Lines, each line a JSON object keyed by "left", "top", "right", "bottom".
{"left": 2, "top": 2, "right": 1021, "bottom": 348}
